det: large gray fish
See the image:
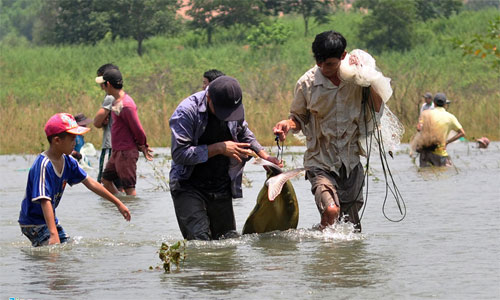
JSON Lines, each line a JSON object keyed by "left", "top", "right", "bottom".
{"left": 242, "top": 159, "right": 304, "bottom": 234}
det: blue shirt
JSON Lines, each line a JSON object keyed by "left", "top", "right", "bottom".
{"left": 74, "top": 135, "right": 85, "bottom": 152}
{"left": 18, "top": 153, "right": 88, "bottom": 225}
{"left": 169, "top": 90, "right": 263, "bottom": 198}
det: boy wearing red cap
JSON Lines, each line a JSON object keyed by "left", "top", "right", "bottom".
{"left": 18, "top": 113, "right": 131, "bottom": 247}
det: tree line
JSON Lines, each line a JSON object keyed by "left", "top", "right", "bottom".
{"left": 1, "top": 0, "right": 498, "bottom": 56}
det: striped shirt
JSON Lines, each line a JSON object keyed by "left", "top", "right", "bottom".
{"left": 18, "top": 153, "right": 87, "bottom": 225}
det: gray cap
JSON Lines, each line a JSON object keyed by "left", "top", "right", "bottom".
{"left": 423, "top": 92, "right": 432, "bottom": 99}
{"left": 433, "top": 93, "right": 447, "bottom": 106}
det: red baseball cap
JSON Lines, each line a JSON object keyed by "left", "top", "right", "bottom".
{"left": 44, "top": 113, "right": 91, "bottom": 137}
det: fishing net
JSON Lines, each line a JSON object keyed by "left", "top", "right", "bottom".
{"left": 376, "top": 105, "right": 405, "bottom": 153}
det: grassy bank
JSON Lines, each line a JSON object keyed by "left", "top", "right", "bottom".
{"left": 1, "top": 10, "right": 498, "bottom": 154}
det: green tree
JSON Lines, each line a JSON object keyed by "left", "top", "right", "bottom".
{"left": 0, "top": 0, "right": 43, "bottom": 41}
{"left": 31, "top": 0, "right": 58, "bottom": 45}
{"left": 186, "top": 0, "right": 264, "bottom": 45}
{"left": 26, "top": 0, "right": 180, "bottom": 55}
{"left": 464, "top": 0, "right": 499, "bottom": 11}
{"left": 108, "top": 0, "right": 181, "bottom": 56}
{"left": 358, "top": 0, "right": 417, "bottom": 53}
{"left": 415, "top": 0, "right": 462, "bottom": 22}
{"left": 52, "top": 0, "right": 111, "bottom": 45}
{"left": 247, "top": 21, "right": 292, "bottom": 49}
{"left": 272, "top": 0, "right": 335, "bottom": 36}
{"left": 453, "top": 16, "right": 500, "bottom": 69}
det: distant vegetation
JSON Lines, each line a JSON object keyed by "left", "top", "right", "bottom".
{"left": 0, "top": 0, "right": 499, "bottom": 154}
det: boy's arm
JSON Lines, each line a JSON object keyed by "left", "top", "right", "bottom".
{"left": 94, "top": 107, "right": 110, "bottom": 128}
{"left": 40, "top": 199, "right": 60, "bottom": 245}
{"left": 122, "top": 107, "right": 153, "bottom": 161}
{"left": 81, "top": 177, "right": 131, "bottom": 221}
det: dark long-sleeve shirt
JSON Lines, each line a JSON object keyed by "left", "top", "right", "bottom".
{"left": 169, "top": 90, "right": 263, "bottom": 198}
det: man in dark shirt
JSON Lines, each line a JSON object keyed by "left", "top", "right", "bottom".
{"left": 169, "top": 76, "right": 280, "bottom": 240}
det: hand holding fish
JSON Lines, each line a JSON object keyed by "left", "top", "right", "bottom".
{"left": 264, "top": 155, "right": 282, "bottom": 167}
{"left": 214, "top": 141, "right": 253, "bottom": 163}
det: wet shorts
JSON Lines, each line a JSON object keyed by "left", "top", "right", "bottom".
{"left": 306, "top": 163, "right": 365, "bottom": 231}
{"left": 20, "top": 224, "right": 69, "bottom": 247}
{"left": 102, "top": 149, "right": 139, "bottom": 189}
{"left": 419, "top": 150, "right": 452, "bottom": 167}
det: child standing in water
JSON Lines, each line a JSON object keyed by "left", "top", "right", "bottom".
{"left": 18, "top": 113, "right": 131, "bottom": 247}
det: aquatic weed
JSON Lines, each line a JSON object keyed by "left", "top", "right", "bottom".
{"left": 158, "top": 240, "right": 187, "bottom": 273}
{"left": 147, "top": 156, "right": 171, "bottom": 191}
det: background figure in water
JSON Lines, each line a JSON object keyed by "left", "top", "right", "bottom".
{"left": 202, "top": 69, "right": 225, "bottom": 90}
{"left": 416, "top": 93, "right": 465, "bottom": 167}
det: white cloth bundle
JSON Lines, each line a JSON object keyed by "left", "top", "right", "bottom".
{"left": 339, "top": 49, "right": 393, "bottom": 103}
{"left": 338, "top": 49, "right": 403, "bottom": 153}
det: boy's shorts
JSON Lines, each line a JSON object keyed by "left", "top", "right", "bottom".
{"left": 20, "top": 224, "right": 69, "bottom": 247}
{"left": 102, "top": 149, "right": 139, "bottom": 189}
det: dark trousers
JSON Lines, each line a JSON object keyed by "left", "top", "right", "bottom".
{"left": 97, "top": 148, "right": 112, "bottom": 183}
{"left": 171, "top": 184, "right": 237, "bottom": 241}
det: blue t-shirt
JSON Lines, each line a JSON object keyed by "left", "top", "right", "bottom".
{"left": 18, "top": 153, "right": 88, "bottom": 225}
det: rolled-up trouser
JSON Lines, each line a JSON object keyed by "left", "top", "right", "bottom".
{"left": 170, "top": 183, "right": 238, "bottom": 241}
{"left": 306, "top": 163, "right": 365, "bottom": 232}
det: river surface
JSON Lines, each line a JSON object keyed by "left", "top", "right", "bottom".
{"left": 1, "top": 142, "right": 499, "bottom": 299}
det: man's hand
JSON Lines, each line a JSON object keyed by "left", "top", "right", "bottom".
{"left": 264, "top": 155, "right": 283, "bottom": 168}
{"left": 222, "top": 141, "right": 253, "bottom": 162}
{"left": 212, "top": 141, "right": 253, "bottom": 163}
{"left": 349, "top": 53, "right": 361, "bottom": 66}
{"left": 139, "top": 145, "right": 153, "bottom": 161}
{"left": 273, "top": 119, "right": 297, "bottom": 142}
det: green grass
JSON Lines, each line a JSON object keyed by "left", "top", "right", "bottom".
{"left": 0, "top": 10, "right": 498, "bottom": 154}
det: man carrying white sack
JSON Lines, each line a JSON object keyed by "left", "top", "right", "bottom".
{"left": 273, "top": 30, "right": 393, "bottom": 232}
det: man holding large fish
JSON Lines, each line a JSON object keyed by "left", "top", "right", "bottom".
{"left": 169, "top": 76, "right": 281, "bottom": 240}
{"left": 273, "top": 30, "right": 391, "bottom": 232}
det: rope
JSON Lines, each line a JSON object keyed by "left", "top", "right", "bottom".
{"left": 275, "top": 134, "right": 284, "bottom": 163}
{"left": 362, "top": 87, "right": 406, "bottom": 222}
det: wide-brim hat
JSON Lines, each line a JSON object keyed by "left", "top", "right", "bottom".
{"left": 74, "top": 113, "right": 92, "bottom": 126}
{"left": 208, "top": 76, "right": 244, "bottom": 121}
{"left": 476, "top": 137, "right": 490, "bottom": 147}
